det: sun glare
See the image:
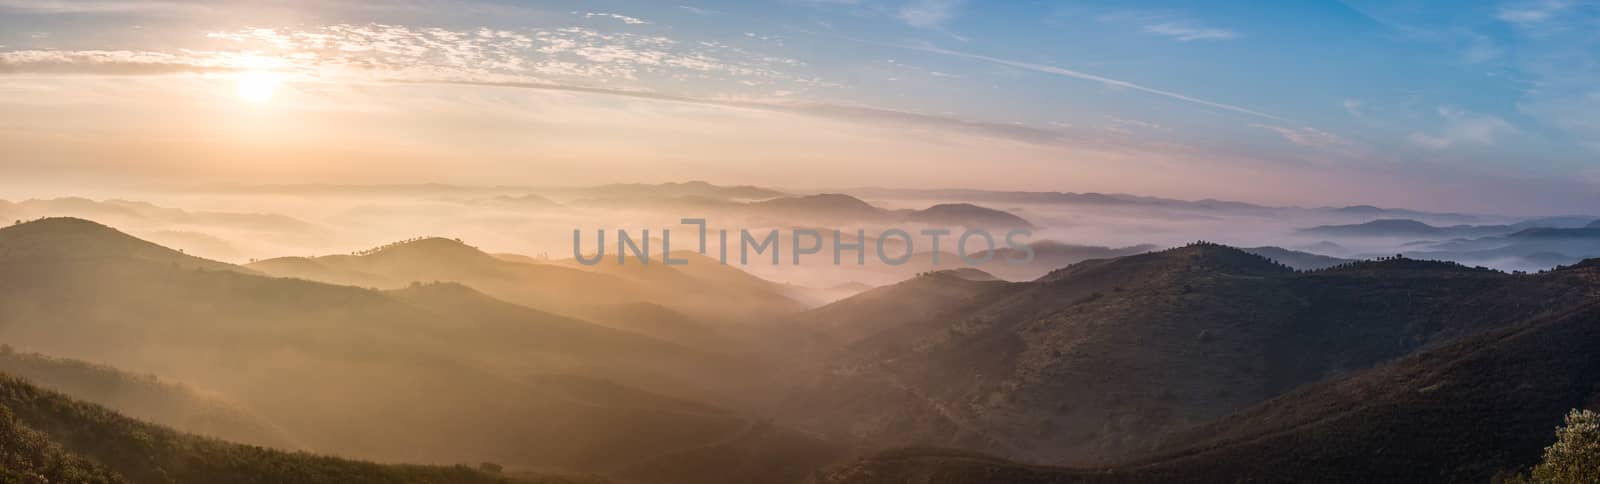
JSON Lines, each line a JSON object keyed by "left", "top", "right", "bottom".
{"left": 236, "top": 71, "right": 281, "bottom": 104}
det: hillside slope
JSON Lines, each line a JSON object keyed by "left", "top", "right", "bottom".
{"left": 0, "top": 374, "right": 599, "bottom": 484}
{"left": 0, "top": 218, "right": 834, "bottom": 481}
{"left": 788, "top": 243, "right": 1600, "bottom": 465}
{"left": 815, "top": 297, "right": 1600, "bottom": 483}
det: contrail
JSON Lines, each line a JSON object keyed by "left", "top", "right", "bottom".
{"left": 910, "top": 44, "right": 1289, "bottom": 122}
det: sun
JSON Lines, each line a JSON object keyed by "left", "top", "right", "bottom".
{"left": 236, "top": 71, "right": 281, "bottom": 104}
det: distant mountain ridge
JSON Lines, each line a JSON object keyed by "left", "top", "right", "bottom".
{"left": 1298, "top": 218, "right": 1518, "bottom": 238}
{"left": 574, "top": 192, "right": 1036, "bottom": 230}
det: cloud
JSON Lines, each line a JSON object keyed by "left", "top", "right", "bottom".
{"left": 1497, "top": 0, "right": 1574, "bottom": 26}
{"left": 2, "top": 23, "right": 819, "bottom": 100}
{"left": 0, "top": 50, "right": 236, "bottom": 74}
{"left": 1141, "top": 22, "right": 1237, "bottom": 41}
{"left": 897, "top": 0, "right": 963, "bottom": 28}
{"left": 1252, "top": 124, "right": 1351, "bottom": 148}
{"left": 903, "top": 43, "right": 1285, "bottom": 121}
{"left": 1107, "top": 116, "right": 1162, "bottom": 130}
{"left": 1343, "top": 99, "right": 1364, "bottom": 118}
{"left": 0, "top": 0, "right": 203, "bottom": 13}
{"left": 1408, "top": 106, "right": 1517, "bottom": 150}
{"left": 580, "top": 12, "right": 650, "bottom": 25}
{"left": 676, "top": 5, "right": 720, "bottom": 16}
{"left": 1098, "top": 11, "right": 1237, "bottom": 42}
{"left": 0, "top": 26, "right": 1074, "bottom": 148}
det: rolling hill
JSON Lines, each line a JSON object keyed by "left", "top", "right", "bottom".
{"left": 0, "top": 374, "right": 599, "bottom": 484}
{"left": 0, "top": 347, "right": 294, "bottom": 448}
{"left": 814, "top": 291, "right": 1600, "bottom": 483}
{"left": 784, "top": 243, "right": 1600, "bottom": 465}
{"left": 0, "top": 217, "right": 840, "bottom": 481}
{"left": 250, "top": 238, "right": 807, "bottom": 325}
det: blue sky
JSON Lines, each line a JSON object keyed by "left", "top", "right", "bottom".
{"left": 0, "top": 0, "right": 1595, "bottom": 213}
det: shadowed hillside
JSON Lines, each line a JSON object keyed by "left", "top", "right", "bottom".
{"left": 814, "top": 295, "right": 1600, "bottom": 483}
{"left": 786, "top": 243, "right": 1600, "bottom": 465}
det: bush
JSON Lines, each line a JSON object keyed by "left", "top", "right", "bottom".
{"left": 1506, "top": 409, "right": 1600, "bottom": 484}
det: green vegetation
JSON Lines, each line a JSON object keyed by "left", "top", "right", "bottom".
{"left": 1505, "top": 409, "right": 1600, "bottom": 484}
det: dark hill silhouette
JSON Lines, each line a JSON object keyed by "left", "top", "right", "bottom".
{"left": 785, "top": 243, "right": 1600, "bottom": 465}
{"left": 975, "top": 241, "right": 1158, "bottom": 281}
{"left": 1241, "top": 246, "right": 1351, "bottom": 270}
{"left": 1590, "top": 219, "right": 1600, "bottom": 228}
{"left": 1298, "top": 218, "right": 1515, "bottom": 238}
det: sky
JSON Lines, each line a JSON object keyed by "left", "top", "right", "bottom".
{"left": 0, "top": 0, "right": 1595, "bottom": 214}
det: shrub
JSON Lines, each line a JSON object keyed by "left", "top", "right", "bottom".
{"left": 1506, "top": 409, "right": 1600, "bottom": 484}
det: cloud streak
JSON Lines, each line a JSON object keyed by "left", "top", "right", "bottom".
{"left": 897, "top": 0, "right": 963, "bottom": 28}
{"left": 905, "top": 44, "right": 1286, "bottom": 121}
{"left": 1142, "top": 22, "right": 1237, "bottom": 41}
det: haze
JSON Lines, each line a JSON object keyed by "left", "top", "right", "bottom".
{"left": 2, "top": 0, "right": 1597, "bottom": 214}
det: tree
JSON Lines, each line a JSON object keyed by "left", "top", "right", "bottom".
{"left": 1506, "top": 409, "right": 1600, "bottom": 483}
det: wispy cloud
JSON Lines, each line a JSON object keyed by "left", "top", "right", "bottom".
{"left": 579, "top": 12, "right": 650, "bottom": 25}
{"left": 903, "top": 44, "right": 1284, "bottom": 121}
{"left": 1408, "top": 106, "right": 1516, "bottom": 150}
{"left": 1497, "top": 0, "right": 1575, "bottom": 26}
{"left": 1343, "top": 99, "right": 1365, "bottom": 118}
{"left": 676, "top": 5, "right": 720, "bottom": 16}
{"left": 0, "top": 23, "right": 817, "bottom": 97}
{"left": 897, "top": 0, "right": 963, "bottom": 28}
{"left": 1099, "top": 11, "right": 1238, "bottom": 42}
{"left": 1252, "top": 124, "right": 1350, "bottom": 148}
{"left": 1141, "top": 22, "right": 1237, "bottom": 41}
{"left": 0, "top": 0, "right": 203, "bottom": 13}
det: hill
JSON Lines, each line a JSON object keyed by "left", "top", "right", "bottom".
{"left": 0, "top": 347, "right": 294, "bottom": 448}
{"left": 784, "top": 243, "right": 1600, "bottom": 465}
{"left": 814, "top": 295, "right": 1600, "bottom": 483}
{"left": 904, "top": 203, "right": 1035, "bottom": 230}
{"left": 980, "top": 241, "right": 1158, "bottom": 281}
{"left": 0, "top": 218, "right": 837, "bottom": 481}
{"left": 0, "top": 374, "right": 599, "bottom": 484}
{"left": 0, "top": 217, "right": 244, "bottom": 272}
{"left": 1242, "top": 246, "right": 1352, "bottom": 270}
{"left": 252, "top": 239, "right": 805, "bottom": 325}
